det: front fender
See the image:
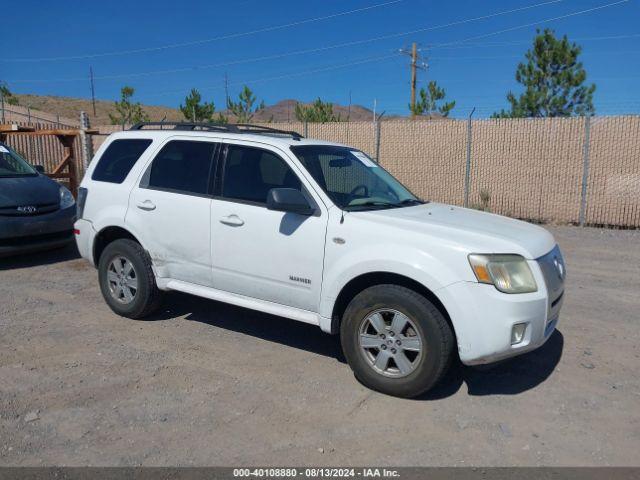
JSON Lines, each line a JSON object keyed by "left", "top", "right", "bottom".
{"left": 319, "top": 242, "right": 461, "bottom": 321}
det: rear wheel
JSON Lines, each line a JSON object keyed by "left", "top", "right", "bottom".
{"left": 98, "top": 239, "right": 162, "bottom": 319}
{"left": 340, "top": 284, "right": 454, "bottom": 398}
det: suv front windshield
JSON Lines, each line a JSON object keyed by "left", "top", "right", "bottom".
{"left": 0, "top": 144, "right": 37, "bottom": 177}
{"left": 290, "top": 145, "right": 423, "bottom": 210}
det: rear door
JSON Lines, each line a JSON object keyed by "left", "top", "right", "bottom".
{"left": 127, "top": 138, "right": 219, "bottom": 286}
{"left": 210, "top": 142, "right": 328, "bottom": 312}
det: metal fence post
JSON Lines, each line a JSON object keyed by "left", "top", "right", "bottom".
{"left": 463, "top": 107, "right": 475, "bottom": 208}
{"left": 579, "top": 115, "right": 592, "bottom": 226}
{"left": 79, "top": 111, "right": 94, "bottom": 170}
{"left": 304, "top": 120, "right": 308, "bottom": 138}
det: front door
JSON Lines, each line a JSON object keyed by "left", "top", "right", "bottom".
{"left": 127, "top": 138, "right": 218, "bottom": 286}
{"left": 210, "top": 142, "right": 327, "bottom": 312}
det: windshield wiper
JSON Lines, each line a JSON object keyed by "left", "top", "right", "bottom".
{"left": 397, "top": 199, "right": 425, "bottom": 206}
{"left": 344, "top": 201, "right": 398, "bottom": 211}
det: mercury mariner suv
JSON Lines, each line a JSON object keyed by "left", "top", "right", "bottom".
{"left": 74, "top": 122, "right": 565, "bottom": 398}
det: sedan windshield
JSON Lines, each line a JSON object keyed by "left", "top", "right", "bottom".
{"left": 290, "top": 145, "right": 422, "bottom": 210}
{"left": 0, "top": 144, "right": 37, "bottom": 177}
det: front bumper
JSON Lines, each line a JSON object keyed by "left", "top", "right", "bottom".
{"left": 0, "top": 205, "right": 76, "bottom": 257}
{"left": 439, "top": 247, "right": 565, "bottom": 365}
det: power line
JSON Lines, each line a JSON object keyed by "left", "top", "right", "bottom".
{"left": 425, "top": 33, "right": 640, "bottom": 51}
{"left": 6, "top": 0, "right": 570, "bottom": 83}
{"left": 0, "top": 0, "right": 403, "bottom": 62}
{"left": 131, "top": 0, "right": 634, "bottom": 98}
{"left": 4, "top": 0, "right": 631, "bottom": 108}
{"left": 12, "top": 41, "right": 640, "bottom": 86}
{"left": 431, "top": 0, "right": 630, "bottom": 49}
{"left": 145, "top": 54, "right": 400, "bottom": 98}
{"left": 428, "top": 49, "right": 640, "bottom": 62}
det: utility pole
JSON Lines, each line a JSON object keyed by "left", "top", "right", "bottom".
{"left": 224, "top": 72, "right": 229, "bottom": 109}
{"left": 89, "top": 66, "right": 97, "bottom": 117}
{"left": 0, "top": 87, "right": 5, "bottom": 124}
{"left": 400, "top": 42, "right": 428, "bottom": 119}
{"left": 410, "top": 43, "right": 417, "bottom": 118}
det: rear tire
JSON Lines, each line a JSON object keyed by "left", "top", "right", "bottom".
{"left": 340, "top": 284, "right": 454, "bottom": 398}
{"left": 98, "top": 239, "right": 162, "bottom": 319}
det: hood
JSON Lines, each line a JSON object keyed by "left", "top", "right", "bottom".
{"left": 360, "top": 203, "right": 556, "bottom": 259}
{"left": 0, "top": 174, "right": 60, "bottom": 208}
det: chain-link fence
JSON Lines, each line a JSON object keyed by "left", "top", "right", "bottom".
{"left": 255, "top": 116, "right": 639, "bottom": 228}
{"left": 8, "top": 116, "right": 640, "bottom": 228}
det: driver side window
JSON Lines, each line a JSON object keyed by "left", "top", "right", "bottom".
{"left": 315, "top": 153, "right": 387, "bottom": 204}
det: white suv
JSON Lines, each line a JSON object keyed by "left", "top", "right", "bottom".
{"left": 75, "top": 122, "right": 565, "bottom": 398}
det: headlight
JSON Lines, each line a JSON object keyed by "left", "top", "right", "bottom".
{"left": 468, "top": 254, "right": 537, "bottom": 294}
{"left": 59, "top": 186, "right": 76, "bottom": 209}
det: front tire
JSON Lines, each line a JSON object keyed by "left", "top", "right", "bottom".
{"left": 340, "top": 285, "right": 454, "bottom": 398}
{"left": 98, "top": 239, "right": 162, "bottom": 319}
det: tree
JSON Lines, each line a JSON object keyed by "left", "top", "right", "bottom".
{"left": 410, "top": 81, "right": 455, "bottom": 117}
{"left": 295, "top": 98, "right": 341, "bottom": 122}
{"left": 212, "top": 112, "right": 229, "bottom": 124}
{"left": 109, "top": 86, "right": 149, "bottom": 126}
{"left": 0, "top": 82, "right": 19, "bottom": 106}
{"left": 493, "top": 29, "right": 595, "bottom": 118}
{"left": 227, "top": 85, "right": 265, "bottom": 123}
{"left": 180, "top": 88, "right": 216, "bottom": 122}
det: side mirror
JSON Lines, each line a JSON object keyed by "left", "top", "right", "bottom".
{"left": 34, "top": 165, "right": 45, "bottom": 174}
{"left": 267, "top": 188, "right": 314, "bottom": 216}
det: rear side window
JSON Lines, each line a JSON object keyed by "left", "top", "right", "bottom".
{"left": 221, "top": 145, "right": 301, "bottom": 204}
{"left": 92, "top": 139, "right": 152, "bottom": 183}
{"left": 145, "top": 140, "right": 215, "bottom": 196}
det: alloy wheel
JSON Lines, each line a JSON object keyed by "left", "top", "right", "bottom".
{"left": 358, "top": 309, "right": 423, "bottom": 378}
{"left": 106, "top": 256, "right": 138, "bottom": 304}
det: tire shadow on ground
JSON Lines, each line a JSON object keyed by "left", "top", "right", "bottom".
{"left": 148, "top": 292, "right": 564, "bottom": 400}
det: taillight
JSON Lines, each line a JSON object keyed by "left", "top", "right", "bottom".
{"left": 77, "top": 187, "right": 88, "bottom": 219}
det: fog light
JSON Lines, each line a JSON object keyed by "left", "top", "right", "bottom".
{"left": 511, "top": 323, "right": 527, "bottom": 345}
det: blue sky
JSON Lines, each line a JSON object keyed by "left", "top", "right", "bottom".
{"left": 2, "top": 0, "right": 639, "bottom": 118}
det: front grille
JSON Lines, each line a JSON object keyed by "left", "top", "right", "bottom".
{"left": 551, "top": 291, "right": 564, "bottom": 308}
{"left": 0, "top": 230, "right": 72, "bottom": 247}
{"left": 537, "top": 245, "right": 566, "bottom": 317}
{"left": 0, "top": 203, "right": 60, "bottom": 216}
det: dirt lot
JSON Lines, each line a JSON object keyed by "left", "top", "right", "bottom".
{"left": 0, "top": 226, "right": 639, "bottom": 466}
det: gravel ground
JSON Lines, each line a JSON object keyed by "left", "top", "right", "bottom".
{"left": 0, "top": 226, "right": 639, "bottom": 467}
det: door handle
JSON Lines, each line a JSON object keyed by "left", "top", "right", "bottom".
{"left": 136, "top": 200, "right": 156, "bottom": 211}
{"left": 220, "top": 214, "right": 244, "bottom": 227}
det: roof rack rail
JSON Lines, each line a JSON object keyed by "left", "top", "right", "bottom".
{"left": 129, "top": 122, "right": 303, "bottom": 140}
